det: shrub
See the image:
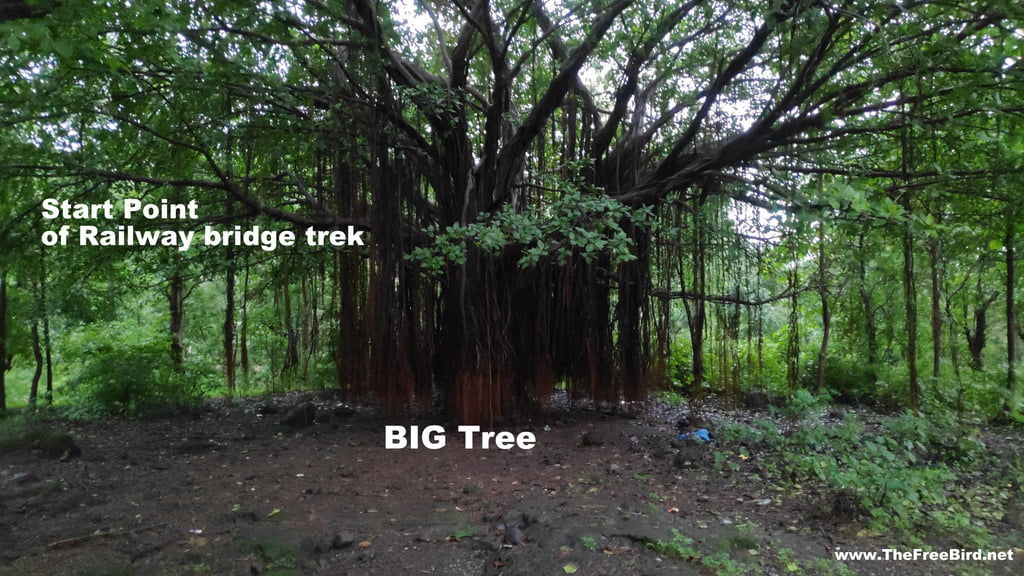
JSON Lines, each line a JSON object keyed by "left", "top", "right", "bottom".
{"left": 814, "top": 356, "right": 879, "bottom": 404}
{"left": 778, "top": 388, "right": 824, "bottom": 422}
{"left": 66, "top": 341, "right": 211, "bottom": 417}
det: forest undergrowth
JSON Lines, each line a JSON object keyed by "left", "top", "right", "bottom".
{"left": 702, "top": 390, "right": 1024, "bottom": 557}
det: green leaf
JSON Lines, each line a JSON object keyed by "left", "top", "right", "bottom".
{"left": 53, "top": 39, "right": 73, "bottom": 59}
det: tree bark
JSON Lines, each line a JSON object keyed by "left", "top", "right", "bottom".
{"left": 900, "top": 87, "right": 920, "bottom": 411}
{"left": 282, "top": 280, "right": 299, "bottom": 373}
{"left": 965, "top": 290, "right": 998, "bottom": 371}
{"left": 39, "top": 249, "right": 53, "bottom": 405}
{"left": 929, "top": 236, "right": 942, "bottom": 378}
{"left": 0, "top": 270, "right": 7, "bottom": 413}
{"left": 223, "top": 121, "right": 237, "bottom": 394}
{"left": 857, "top": 233, "right": 878, "bottom": 374}
{"left": 816, "top": 224, "right": 830, "bottom": 393}
{"left": 786, "top": 241, "right": 801, "bottom": 391}
{"left": 30, "top": 317, "right": 41, "bottom": 408}
{"left": 686, "top": 188, "right": 709, "bottom": 414}
{"left": 168, "top": 268, "right": 185, "bottom": 373}
{"left": 239, "top": 259, "right": 249, "bottom": 380}
{"left": 902, "top": 211, "right": 919, "bottom": 410}
{"left": 224, "top": 246, "right": 236, "bottom": 394}
{"left": 1006, "top": 213, "right": 1017, "bottom": 418}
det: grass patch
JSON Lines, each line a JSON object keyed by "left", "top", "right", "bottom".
{"left": 449, "top": 526, "right": 475, "bottom": 540}
{"left": 235, "top": 539, "right": 301, "bottom": 576}
{"left": 0, "top": 413, "right": 75, "bottom": 455}
{"left": 646, "top": 529, "right": 700, "bottom": 561}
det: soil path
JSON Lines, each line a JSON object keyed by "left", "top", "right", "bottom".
{"left": 1, "top": 395, "right": 1020, "bottom": 576}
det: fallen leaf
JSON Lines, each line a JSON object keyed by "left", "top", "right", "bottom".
{"left": 358, "top": 540, "right": 372, "bottom": 548}
{"left": 562, "top": 563, "right": 578, "bottom": 574}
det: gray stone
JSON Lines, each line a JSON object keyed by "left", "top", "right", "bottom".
{"left": 331, "top": 531, "right": 357, "bottom": 550}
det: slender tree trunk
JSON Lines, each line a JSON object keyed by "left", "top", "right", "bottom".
{"left": 901, "top": 204, "right": 919, "bottom": 410}
{"left": 966, "top": 309, "right": 987, "bottom": 371}
{"left": 43, "top": 313, "right": 52, "bottom": 405}
{"left": 786, "top": 245, "right": 801, "bottom": 391}
{"left": 283, "top": 280, "right": 299, "bottom": 373}
{"left": 29, "top": 254, "right": 43, "bottom": 407}
{"left": 929, "top": 237, "right": 942, "bottom": 378}
{"left": 965, "top": 289, "right": 998, "bottom": 371}
{"left": 902, "top": 209, "right": 919, "bottom": 410}
{"left": 857, "top": 234, "right": 878, "bottom": 376}
{"left": 30, "top": 318, "right": 41, "bottom": 408}
{"left": 688, "top": 190, "right": 709, "bottom": 414}
{"left": 966, "top": 311, "right": 985, "bottom": 371}
{"left": 224, "top": 246, "right": 236, "bottom": 395}
{"left": 224, "top": 98, "right": 237, "bottom": 395}
{"left": 900, "top": 87, "right": 920, "bottom": 411}
{"left": 816, "top": 224, "right": 830, "bottom": 393}
{"left": 168, "top": 267, "right": 185, "bottom": 373}
{"left": 222, "top": 199, "right": 234, "bottom": 391}
{"left": 300, "top": 274, "right": 311, "bottom": 378}
{"left": 947, "top": 299, "right": 962, "bottom": 382}
{"left": 1006, "top": 213, "right": 1017, "bottom": 418}
{"left": 39, "top": 249, "right": 53, "bottom": 405}
{"left": 755, "top": 245, "right": 765, "bottom": 378}
{"left": 0, "top": 270, "right": 7, "bottom": 413}
{"left": 30, "top": 267, "right": 44, "bottom": 407}
{"left": 240, "top": 259, "right": 250, "bottom": 379}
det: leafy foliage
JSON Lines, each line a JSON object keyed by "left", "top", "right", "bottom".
{"left": 0, "top": 0, "right": 1022, "bottom": 425}
{"left": 408, "top": 191, "right": 651, "bottom": 275}
{"left": 716, "top": 408, "right": 1022, "bottom": 547}
{"left": 64, "top": 335, "right": 214, "bottom": 418}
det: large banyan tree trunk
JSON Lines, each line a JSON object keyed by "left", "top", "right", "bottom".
{"left": 328, "top": 0, "right": 652, "bottom": 425}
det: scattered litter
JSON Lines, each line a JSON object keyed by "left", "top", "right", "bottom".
{"left": 677, "top": 428, "right": 713, "bottom": 443}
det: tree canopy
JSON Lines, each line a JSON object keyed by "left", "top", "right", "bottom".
{"left": 1, "top": 0, "right": 1022, "bottom": 423}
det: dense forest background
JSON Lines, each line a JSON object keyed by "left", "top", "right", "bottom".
{"left": 0, "top": 0, "right": 1022, "bottom": 425}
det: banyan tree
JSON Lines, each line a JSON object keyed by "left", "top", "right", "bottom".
{"left": 4, "top": 0, "right": 1017, "bottom": 423}
{"left": 318, "top": 0, "right": 1015, "bottom": 423}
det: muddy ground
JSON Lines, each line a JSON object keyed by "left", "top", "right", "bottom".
{"left": 1, "top": 393, "right": 1021, "bottom": 576}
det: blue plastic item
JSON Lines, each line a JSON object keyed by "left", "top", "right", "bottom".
{"left": 677, "top": 428, "right": 712, "bottom": 443}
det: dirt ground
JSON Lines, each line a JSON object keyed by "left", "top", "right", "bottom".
{"left": 1, "top": 393, "right": 1021, "bottom": 576}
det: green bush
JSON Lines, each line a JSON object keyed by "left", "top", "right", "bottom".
{"left": 771, "top": 410, "right": 995, "bottom": 544}
{"left": 812, "top": 356, "right": 879, "bottom": 404}
{"left": 922, "top": 369, "right": 1010, "bottom": 424}
{"left": 65, "top": 341, "right": 211, "bottom": 417}
{"left": 778, "top": 388, "right": 824, "bottom": 422}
